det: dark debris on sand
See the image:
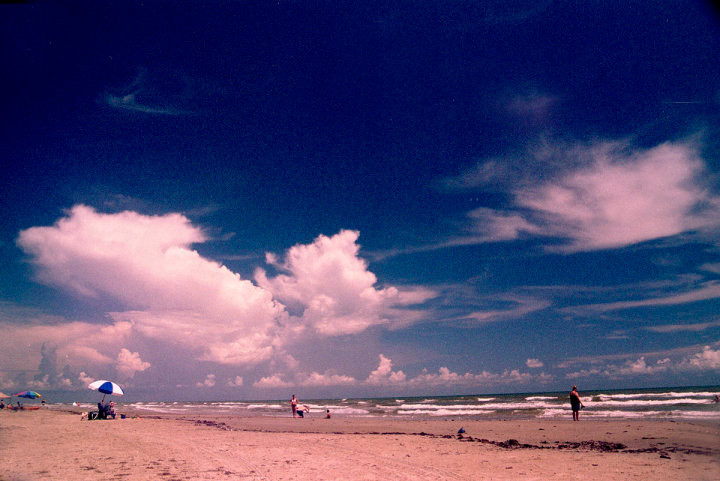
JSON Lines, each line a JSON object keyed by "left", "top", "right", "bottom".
{"left": 182, "top": 418, "right": 712, "bottom": 457}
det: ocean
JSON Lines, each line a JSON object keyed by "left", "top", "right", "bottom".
{"left": 60, "top": 385, "right": 720, "bottom": 421}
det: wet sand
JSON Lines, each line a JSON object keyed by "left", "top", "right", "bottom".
{"left": 1, "top": 408, "right": 718, "bottom": 480}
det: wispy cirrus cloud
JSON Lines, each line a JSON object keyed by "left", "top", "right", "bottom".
{"left": 572, "top": 281, "right": 720, "bottom": 313}
{"left": 645, "top": 320, "right": 720, "bottom": 333}
{"left": 505, "top": 91, "right": 559, "bottom": 122}
{"left": 102, "top": 68, "right": 195, "bottom": 116}
{"left": 103, "top": 91, "right": 190, "bottom": 115}
{"left": 444, "top": 138, "right": 720, "bottom": 253}
{"left": 463, "top": 295, "right": 551, "bottom": 324}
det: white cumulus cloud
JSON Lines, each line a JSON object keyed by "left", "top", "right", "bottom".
{"left": 17, "top": 205, "right": 288, "bottom": 367}
{"left": 678, "top": 346, "right": 720, "bottom": 370}
{"left": 256, "top": 230, "right": 435, "bottom": 335}
{"left": 196, "top": 374, "right": 216, "bottom": 388}
{"left": 365, "top": 354, "right": 407, "bottom": 385}
{"left": 526, "top": 358, "right": 544, "bottom": 368}
{"left": 253, "top": 374, "right": 292, "bottom": 389}
{"left": 11, "top": 207, "right": 440, "bottom": 390}
{"left": 116, "top": 348, "right": 150, "bottom": 379}
{"left": 303, "top": 371, "right": 357, "bottom": 387}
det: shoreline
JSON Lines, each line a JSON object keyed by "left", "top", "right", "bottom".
{"left": 2, "top": 410, "right": 718, "bottom": 480}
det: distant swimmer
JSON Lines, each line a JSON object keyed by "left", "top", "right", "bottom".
{"left": 714, "top": 394, "right": 720, "bottom": 403}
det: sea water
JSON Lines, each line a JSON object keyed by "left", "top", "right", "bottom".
{"left": 59, "top": 386, "right": 720, "bottom": 421}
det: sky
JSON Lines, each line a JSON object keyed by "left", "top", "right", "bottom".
{"left": 1, "top": 1, "right": 720, "bottom": 402}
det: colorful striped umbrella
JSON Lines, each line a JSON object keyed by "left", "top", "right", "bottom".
{"left": 13, "top": 390, "right": 42, "bottom": 399}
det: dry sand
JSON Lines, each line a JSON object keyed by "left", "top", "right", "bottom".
{"left": 1, "top": 408, "right": 718, "bottom": 480}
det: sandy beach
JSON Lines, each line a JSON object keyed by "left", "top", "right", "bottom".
{"left": 1, "top": 409, "right": 718, "bottom": 480}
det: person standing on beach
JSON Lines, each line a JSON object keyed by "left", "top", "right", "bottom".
{"left": 570, "top": 385, "right": 584, "bottom": 421}
{"left": 291, "top": 394, "right": 298, "bottom": 418}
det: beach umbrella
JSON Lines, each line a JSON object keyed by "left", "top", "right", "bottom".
{"left": 13, "top": 390, "right": 42, "bottom": 399}
{"left": 88, "top": 380, "right": 124, "bottom": 402}
{"left": 0, "top": 391, "right": 10, "bottom": 398}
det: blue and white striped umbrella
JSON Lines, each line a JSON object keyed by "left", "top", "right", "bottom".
{"left": 88, "top": 380, "right": 124, "bottom": 399}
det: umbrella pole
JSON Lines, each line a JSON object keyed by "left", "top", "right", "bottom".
{"left": 102, "top": 394, "right": 106, "bottom": 403}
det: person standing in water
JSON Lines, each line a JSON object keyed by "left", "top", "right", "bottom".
{"left": 570, "top": 385, "right": 584, "bottom": 421}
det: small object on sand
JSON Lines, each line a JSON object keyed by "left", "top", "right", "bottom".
{"left": 457, "top": 427, "right": 465, "bottom": 434}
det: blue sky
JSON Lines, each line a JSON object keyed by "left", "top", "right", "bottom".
{"left": 1, "top": 1, "right": 719, "bottom": 401}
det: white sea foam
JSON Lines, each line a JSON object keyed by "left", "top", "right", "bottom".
{"left": 133, "top": 405, "right": 189, "bottom": 413}
{"left": 306, "top": 403, "right": 348, "bottom": 410}
{"left": 538, "top": 408, "right": 665, "bottom": 419}
{"left": 590, "top": 398, "right": 711, "bottom": 407}
{"left": 597, "top": 391, "right": 718, "bottom": 400}
{"left": 398, "top": 409, "right": 494, "bottom": 416}
{"left": 539, "top": 407, "right": 720, "bottom": 419}
{"left": 670, "top": 410, "right": 720, "bottom": 418}
{"left": 398, "top": 403, "right": 493, "bottom": 410}
{"left": 476, "top": 397, "right": 496, "bottom": 402}
{"left": 246, "top": 403, "right": 284, "bottom": 410}
{"left": 525, "top": 396, "right": 556, "bottom": 401}
{"left": 475, "top": 401, "right": 561, "bottom": 410}
{"left": 210, "top": 402, "right": 246, "bottom": 409}
{"left": 330, "top": 407, "right": 370, "bottom": 415}
{"left": 397, "top": 401, "right": 561, "bottom": 411}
